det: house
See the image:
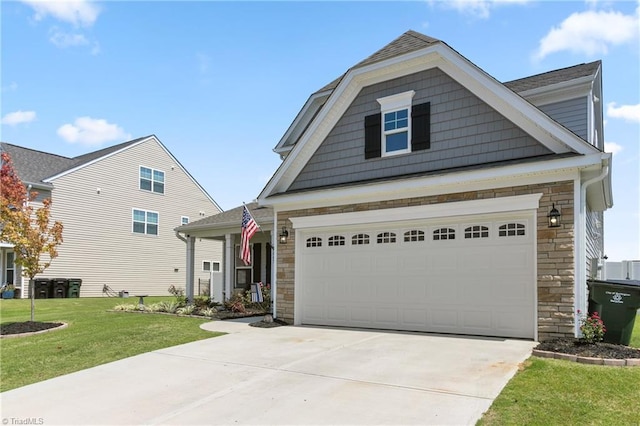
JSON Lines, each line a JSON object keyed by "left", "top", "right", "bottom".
{"left": 255, "top": 30, "right": 612, "bottom": 342}
{"left": 0, "top": 135, "right": 223, "bottom": 299}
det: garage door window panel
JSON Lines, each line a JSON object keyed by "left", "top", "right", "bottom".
{"left": 498, "top": 223, "right": 526, "bottom": 237}
{"left": 328, "top": 235, "right": 346, "bottom": 247}
{"left": 465, "top": 225, "right": 489, "bottom": 239}
{"left": 433, "top": 227, "right": 456, "bottom": 240}
{"left": 352, "top": 234, "right": 370, "bottom": 245}
{"left": 377, "top": 232, "right": 396, "bottom": 244}
{"left": 306, "top": 237, "right": 323, "bottom": 247}
{"left": 404, "top": 230, "right": 425, "bottom": 242}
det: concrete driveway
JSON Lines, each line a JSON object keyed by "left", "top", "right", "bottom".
{"left": 1, "top": 319, "right": 535, "bottom": 425}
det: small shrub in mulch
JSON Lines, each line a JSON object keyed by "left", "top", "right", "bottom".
{"left": 535, "top": 337, "right": 640, "bottom": 359}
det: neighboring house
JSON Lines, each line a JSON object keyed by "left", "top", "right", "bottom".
{"left": 256, "top": 30, "right": 612, "bottom": 342}
{"left": 0, "top": 135, "right": 223, "bottom": 298}
{"left": 603, "top": 260, "right": 640, "bottom": 280}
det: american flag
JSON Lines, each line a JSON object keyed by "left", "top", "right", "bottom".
{"left": 240, "top": 205, "right": 259, "bottom": 266}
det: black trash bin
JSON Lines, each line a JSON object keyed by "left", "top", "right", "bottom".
{"left": 67, "top": 278, "right": 82, "bottom": 298}
{"left": 33, "top": 278, "right": 51, "bottom": 299}
{"left": 51, "top": 278, "right": 69, "bottom": 298}
{"left": 588, "top": 279, "right": 640, "bottom": 345}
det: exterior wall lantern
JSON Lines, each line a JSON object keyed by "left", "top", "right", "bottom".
{"left": 548, "top": 203, "right": 561, "bottom": 228}
{"left": 279, "top": 226, "right": 289, "bottom": 244}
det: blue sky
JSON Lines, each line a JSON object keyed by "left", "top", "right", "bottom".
{"left": 1, "top": 0, "right": 638, "bottom": 261}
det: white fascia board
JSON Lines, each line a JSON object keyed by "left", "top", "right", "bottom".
{"left": 290, "top": 193, "right": 543, "bottom": 230}
{"left": 265, "top": 153, "right": 605, "bottom": 211}
{"left": 516, "top": 76, "right": 593, "bottom": 106}
{"left": 259, "top": 43, "right": 598, "bottom": 201}
{"left": 273, "top": 91, "right": 332, "bottom": 153}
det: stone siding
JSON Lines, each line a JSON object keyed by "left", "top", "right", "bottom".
{"left": 276, "top": 181, "right": 575, "bottom": 341}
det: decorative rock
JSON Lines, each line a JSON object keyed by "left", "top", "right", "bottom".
{"left": 263, "top": 314, "right": 274, "bottom": 323}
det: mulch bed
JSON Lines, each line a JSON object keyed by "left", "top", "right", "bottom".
{"left": 249, "top": 318, "right": 289, "bottom": 328}
{"left": 535, "top": 337, "right": 640, "bottom": 359}
{"left": 1, "top": 321, "right": 65, "bottom": 336}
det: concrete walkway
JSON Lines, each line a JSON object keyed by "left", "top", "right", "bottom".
{"left": 1, "top": 318, "right": 535, "bottom": 425}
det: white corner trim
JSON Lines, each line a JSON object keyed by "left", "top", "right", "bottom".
{"left": 289, "top": 193, "right": 543, "bottom": 230}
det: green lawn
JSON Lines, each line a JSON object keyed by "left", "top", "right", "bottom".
{"left": 479, "top": 314, "right": 640, "bottom": 425}
{"left": 0, "top": 297, "right": 222, "bottom": 392}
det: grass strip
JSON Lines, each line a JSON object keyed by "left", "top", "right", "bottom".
{"left": 0, "top": 297, "right": 222, "bottom": 392}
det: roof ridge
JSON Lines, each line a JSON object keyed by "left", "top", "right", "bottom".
{"left": 0, "top": 142, "right": 72, "bottom": 160}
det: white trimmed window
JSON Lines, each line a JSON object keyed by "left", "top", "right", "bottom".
{"left": 181, "top": 216, "right": 189, "bottom": 225}
{"left": 203, "top": 261, "right": 220, "bottom": 272}
{"left": 133, "top": 209, "right": 159, "bottom": 235}
{"left": 140, "top": 166, "right": 165, "bottom": 194}
{"left": 377, "top": 90, "right": 415, "bottom": 156}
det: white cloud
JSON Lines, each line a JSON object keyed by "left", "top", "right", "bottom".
{"left": 604, "top": 141, "right": 623, "bottom": 155}
{"left": 20, "top": 0, "right": 101, "bottom": 27}
{"left": 49, "top": 27, "right": 89, "bottom": 48}
{"left": 431, "top": 0, "right": 529, "bottom": 19}
{"left": 534, "top": 8, "right": 640, "bottom": 60}
{"left": 57, "top": 117, "right": 131, "bottom": 146}
{"left": 1, "top": 110, "right": 36, "bottom": 126}
{"left": 607, "top": 102, "right": 640, "bottom": 123}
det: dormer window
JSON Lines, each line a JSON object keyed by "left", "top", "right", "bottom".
{"left": 364, "top": 90, "right": 430, "bottom": 159}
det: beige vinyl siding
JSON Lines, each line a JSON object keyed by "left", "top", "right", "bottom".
{"left": 38, "top": 138, "right": 222, "bottom": 297}
{"left": 585, "top": 203, "right": 603, "bottom": 279}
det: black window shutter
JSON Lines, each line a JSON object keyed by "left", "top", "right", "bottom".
{"left": 364, "top": 113, "right": 381, "bottom": 159}
{"left": 252, "top": 243, "right": 261, "bottom": 283}
{"left": 411, "top": 102, "right": 431, "bottom": 151}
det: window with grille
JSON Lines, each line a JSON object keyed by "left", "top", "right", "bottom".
{"left": 404, "top": 230, "right": 425, "bottom": 242}
{"left": 433, "top": 228, "right": 455, "bottom": 240}
{"left": 498, "top": 223, "right": 525, "bottom": 237}
{"left": 306, "top": 237, "right": 322, "bottom": 247}
{"left": 352, "top": 234, "right": 370, "bottom": 245}
{"left": 328, "top": 235, "right": 346, "bottom": 246}
{"left": 464, "top": 225, "right": 489, "bottom": 239}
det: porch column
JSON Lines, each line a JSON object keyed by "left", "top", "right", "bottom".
{"left": 185, "top": 235, "right": 195, "bottom": 304}
{"left": 224, "top": 233, "right": 234, "bottom": 301}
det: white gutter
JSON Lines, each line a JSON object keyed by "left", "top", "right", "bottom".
{"left": 576, "top": 163, "right": 610, "bottom": 335}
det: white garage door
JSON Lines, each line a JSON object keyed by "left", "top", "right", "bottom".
{"left": 297, "top": 213, "right": 535, "bottom": 339}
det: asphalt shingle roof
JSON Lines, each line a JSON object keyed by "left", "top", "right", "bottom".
{"left": 503, "top": 61, "right": 601, "bottom": 93}
{"left": 0, "top": 137, "right": 147, "bottom": 185}
{"left": 177, "top": 202, "right": 273, "bottom": 230}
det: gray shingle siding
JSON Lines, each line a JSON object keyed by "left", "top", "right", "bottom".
{"left": 289, "top": 68, "right": 551, "bottom": 191}
{"left": 538, "top": 97, "right": 588, "bottom": 141}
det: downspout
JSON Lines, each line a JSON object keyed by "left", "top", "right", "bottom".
{"left": 175, "top": 231, "right": 194, "bottom": 304}
{"left": 576, "top": 162, "right": 610, "bottom": 335}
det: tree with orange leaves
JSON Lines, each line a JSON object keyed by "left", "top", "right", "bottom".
{"left": 1, "top": 152, "right": 63, "bottom": 321}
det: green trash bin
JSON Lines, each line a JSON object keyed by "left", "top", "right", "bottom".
{"left": 587, "top": 279, "right": 640, "bottom": 345}
{"left": 67, "top": 278, "right": 82, "bottom": 298}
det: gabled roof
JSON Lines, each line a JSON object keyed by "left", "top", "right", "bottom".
{"left": 1, "top": 136, "right": 222, "bottom": 210}
{"left": 0, "top": 137, "right": 143, "bottom": 186}
{"left": 262, "top": 30, "right": 604, "bottom": 202}
{"left": 176, "top": 202, "right": 273, "bottom": 233}
{"left": 504, "top": 61, "right": 601, "bottom": 93}
{"left": 273, "top": 31, "right": 601, "bottom": 156}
